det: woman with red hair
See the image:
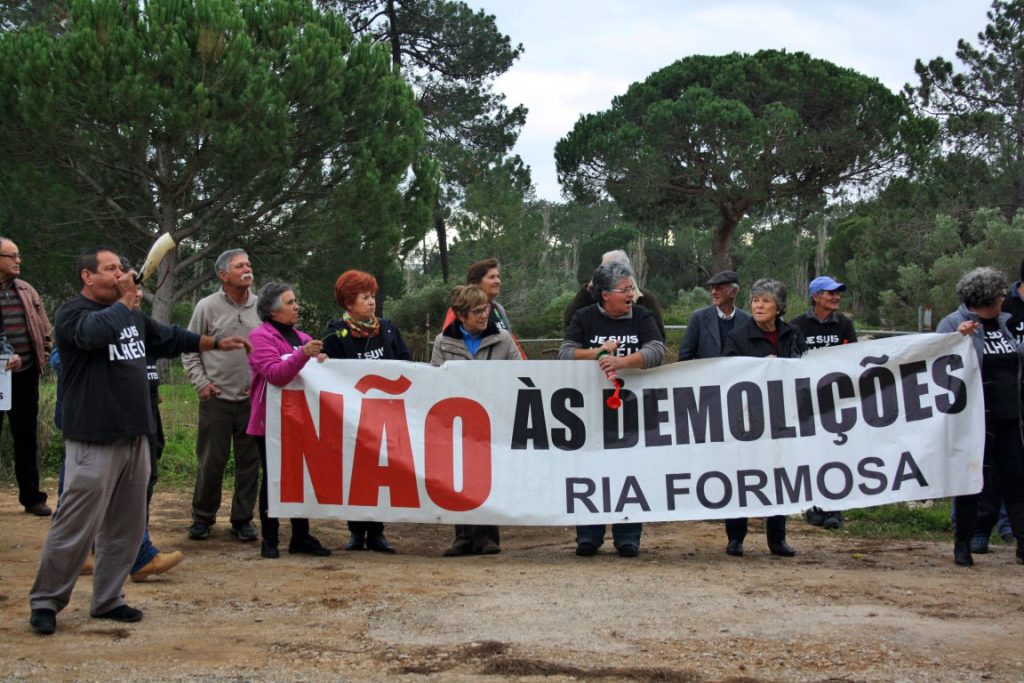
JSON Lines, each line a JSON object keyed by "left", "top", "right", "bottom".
{"left": 323, "top": 269, "right": 412, "bottom": 553}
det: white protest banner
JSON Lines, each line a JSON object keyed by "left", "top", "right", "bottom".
{"left": 266, "top": 333, "right": 983, "bottom": 525}
{"left": 0, "top": 357, "right": 11, "bottom": 411}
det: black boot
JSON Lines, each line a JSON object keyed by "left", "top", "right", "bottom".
{"left": 953, "top": 540, "right": 973, "bottom": 566}
{"left": 344, "top": 533, "right": 366, "bottom": 551}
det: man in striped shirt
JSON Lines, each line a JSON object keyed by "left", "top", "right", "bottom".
{"left": 0, "top": 237, "right": 53, "bottom": 516}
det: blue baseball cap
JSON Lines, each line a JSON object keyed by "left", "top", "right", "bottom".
{"left": 809, "top": 276, "right": 846, "bottom": 296}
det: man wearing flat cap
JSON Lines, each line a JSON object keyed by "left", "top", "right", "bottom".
{"left": 678, "top": 270, "right": 751, "bottom": 361}
{"left": 789, "top": 275, "right": 858, "bottom": 530}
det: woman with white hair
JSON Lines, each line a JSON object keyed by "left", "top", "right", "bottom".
{"left": 937, "top": 266, "right": 1024, "bottom": 567}
{"left": 722, "top": 278, "right": 806, "bottom": 558}
{"left": 247, "top": 282, "right": 331, "bottom": 560}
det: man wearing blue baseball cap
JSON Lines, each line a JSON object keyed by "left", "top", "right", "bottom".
{"left": 789, "top": 275, "right": 857, "bottom": 530}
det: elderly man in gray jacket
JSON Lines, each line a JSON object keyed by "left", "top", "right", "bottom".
{"left": 677, "top": 270, "right": 751, "bottom": 361}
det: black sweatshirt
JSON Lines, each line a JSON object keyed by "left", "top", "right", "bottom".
{"left": 55, "top": 295, "right": 200, "bottom": 442}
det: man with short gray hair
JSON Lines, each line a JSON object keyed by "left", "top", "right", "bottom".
{"left": 182, "top": 249, "right": 261, "bottom": 542}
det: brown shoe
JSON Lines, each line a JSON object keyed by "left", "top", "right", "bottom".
{"left": 130, "top": 551, "right": 185, "bottom": 582}
{"left": 25, "top": 502, "right": 52, "bottom": 516}
{"left": 80, "top": 554, "right": 95, "bottom": 576}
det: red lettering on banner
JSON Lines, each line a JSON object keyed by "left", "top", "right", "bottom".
{"left": 424, "top": 398, "right": 492, "bottom": 511}
{"left": 280, "top": 390, "right": 344, "bottom": 504}
{"left": 349, "top": 398, "right": 420, "bottom": 507}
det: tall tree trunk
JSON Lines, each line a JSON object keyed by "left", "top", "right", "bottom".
{"left": 815, "top": 218, "right": 828, "bottom": 275}
{"left": 384, "top": 0, "right": 401, "bottom": 70}
{"left": 434, "top": 203, "right": 449, "bottom": 283}
{"left": 711, "top": 215, "right": 739, "bottom": 272}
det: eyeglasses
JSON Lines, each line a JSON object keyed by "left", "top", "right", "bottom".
{"left": 469, "top": 305, "right": 490, "bottom": 317}
{"left": 609, "top": 285, "right": 635, "bottom": 294}
{"left": 0, "top": 252, "right": 20, "bottom": 260}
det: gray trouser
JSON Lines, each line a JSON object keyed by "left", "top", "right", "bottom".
{"left": 29, "top": 436, "right": 149, "bottom": 616}
{"left": 191, "top": 396, "right": 260, "bottom": 526}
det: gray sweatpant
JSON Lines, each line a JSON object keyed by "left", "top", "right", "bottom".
{"left": 29, "top": 436, "right": 150, "bottom": 616}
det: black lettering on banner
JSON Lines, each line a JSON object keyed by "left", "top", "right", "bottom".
{"left": 616, "top": 476, "right": 651, "bottom": 512}
{"left": 566, "top": 478, "right": 597, "bottom": 513}
{"left": 900, "top": 361, "right": 933, "bottom": 422}
{"left": 737, "top": 469, "right": 771, "bottom": 506}
{"left": 774, "top": 464, "right": 812, "bottom": 503}
{"left": 859, "top": 366, "right": 898, "bottom": 427}
{"left": 817, "top": 372, "right": 856, "bottom": 445}
{"left": 727, "top": 382, "right": 764, "bottom": 441}
{"left": 672, "top": 386, "right": 724, "bottom": 443}
{"left": 604, "top": 389, "right": 638, "bottom": 449}
{"left": 666, "top": 473, "right": 691, "bottom": 511}
{"left": 794, "top": 377, "right": 816, "bottom": 437}
{"left": 857, "top": 456, "right": 888, "bottom": 494}
{"left": 511, "top": 384, "right": 548, "bottom": 450}
{"left": 817, "top": 461, "right": 854, "bottom": 500}
{"left": 893, "top": 451, "right": 928, "bottom": 489}
{"left": 932, "top": 354, "right": 968, "bottom": 414}
{"left": 601, "top": 477, "right": 612, "bottom": 513}
{"left": 766, "top": 380, "right": 796, "bottom": 439}
{"left": 551, "top": 388, "right": 586, "bottom": 450}
{"left": 697, "top": 471, "right": 732, "bottom": 509}
{"left": 643, "top": 388, "right": 672, "bottom": 447}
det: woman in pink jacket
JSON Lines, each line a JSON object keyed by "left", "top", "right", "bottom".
{"left": 247, "top": 282, "right": 330, "bottom": 559}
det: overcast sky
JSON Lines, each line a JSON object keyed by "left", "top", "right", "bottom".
{"left": 472, "top": 0, "right": 996, "bottom": 201}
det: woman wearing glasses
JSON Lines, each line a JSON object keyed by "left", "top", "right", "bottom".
{"left": 431, "top": 284, "right": 522, "bottom": 556}
{"left": 559, "top": 261, "right": 666, "bottom": 557}
{"left": 323, "top": 270, "right": 412, "bottom": 554}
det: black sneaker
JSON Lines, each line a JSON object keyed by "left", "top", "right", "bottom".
{"left": 30, "top": 608, "right": 56, "bottom": 635}
{"left": 230, "top": 522, "right": 258, "bottom": 542}
{"left": 616, "top": 544, "right": 639, "bottom": 558}
{"left": 822, "top": 511, "right": 843, "bottom": 530}
{"left": 93, "top": 605, "right": 143, "bottom": 622}
{"left": 575, "top": 542, "right": 599, "bottom": 557}
{"left": 188, "top": 521, "right": 211, "bottom": 540}
{"left": 970, "top": 534, "right": 990, "bottom": 554}
{"left": 804, "top": 507, "right": 825, "bottom": 526}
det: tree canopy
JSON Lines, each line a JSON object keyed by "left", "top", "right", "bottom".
{"left": 908, "top": 0, "right": 1024, "bottom": 216}
{"left": 0, "top": 0, "right": 436, "bottom": 322}
{"left": 555, "top": 49, "right": 933, "bottom": 271}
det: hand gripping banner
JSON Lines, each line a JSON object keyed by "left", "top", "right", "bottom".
{"left": 266, "top": 333, "right": 983, "bottom": 525}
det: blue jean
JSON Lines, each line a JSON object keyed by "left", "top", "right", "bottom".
{"left": 576, "top": 523, "right": 642, "bottom": 549}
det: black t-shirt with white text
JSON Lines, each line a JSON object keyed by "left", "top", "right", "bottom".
{"left": 980, "top": 317, "right": 1020, "bottom": 421}
{"left": 788, "top": 311, "right": 857, "bottom": 351}
{"left": 564, "top": 304, "right": 662, "bottom": 357}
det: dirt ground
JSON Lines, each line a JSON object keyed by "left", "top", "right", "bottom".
{"left": 1, "top": 485, "right": 1023, "bottom": 683}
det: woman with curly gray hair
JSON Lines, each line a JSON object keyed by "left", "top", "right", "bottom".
{"left": 722, "top": 278, "right": 807, "bottom": 558}
{"left": 937, "top": 267, "right": 1024, "bottom": 567}
{"left": 560, "top": 261, "right": 666, "bottom": 558}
